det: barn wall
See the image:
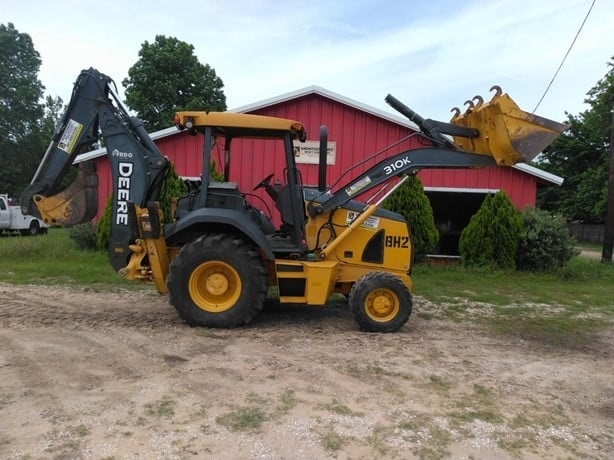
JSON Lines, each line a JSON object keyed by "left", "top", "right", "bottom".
{"left": 246, "top": 95, "right": 422, "bottom": 191}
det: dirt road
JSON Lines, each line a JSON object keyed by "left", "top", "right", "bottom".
{"left": 0, "top": 283, "right": 612, "bottom": 459}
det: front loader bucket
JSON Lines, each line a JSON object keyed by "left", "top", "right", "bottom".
{"left": 450, "top": 87, "right": 568, "bottom": 166}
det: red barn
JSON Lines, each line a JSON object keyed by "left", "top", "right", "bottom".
{"left": 77, "top": 86, "right": 562, "bottom": 255}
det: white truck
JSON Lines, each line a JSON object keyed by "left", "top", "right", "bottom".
{"left": 0, "top": 194, "right": 48, "bottom": 235}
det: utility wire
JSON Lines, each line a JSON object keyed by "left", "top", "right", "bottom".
{"left": 532, "top": 0, "right": 596, "bottom": 113}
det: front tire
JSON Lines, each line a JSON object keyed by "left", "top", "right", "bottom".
{"left": 349, "top": 272, "right": 412, "bottom": 333}
{"left": 167, "top": 233, "right": 267, "bottom": 328}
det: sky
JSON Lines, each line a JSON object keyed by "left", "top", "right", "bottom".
{"left": 4, "top": 0, "right": 613, "bottom": 125}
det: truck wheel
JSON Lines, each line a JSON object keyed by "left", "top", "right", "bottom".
{"left": 349, "top": 272, "right": 412, "bottom": 333}
{"left": 21, "top": 221, "right": 40, "bottom": 236}
{"left": 167, "top": 233, "right": 267, "bottom": 328}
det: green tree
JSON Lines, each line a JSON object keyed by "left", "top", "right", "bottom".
{"left": 537, "top": 58, "right": 614, "bottom": 223}
{"left": 0, "top": 23, "right": 45, "bottom": 198}
{"left": 459, "top": 191, "right": 523, "bottom": 269}
{"left": 123, "top": 35, "right": 227, "bottom": 131}
{"left": 39, "top": 95, "right": 64, "bottom": 135}
{"left": 381, "top": 175, "right": 438, "bottom": 262}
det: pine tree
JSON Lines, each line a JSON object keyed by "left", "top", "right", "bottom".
{"left": 381, "top": 175, "right": 438, "bottom": 262}
{"left": 459, "top": 191, "right": 523, "bottom": 269}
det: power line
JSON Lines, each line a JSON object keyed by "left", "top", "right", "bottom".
{"left": 532, "top": 0, "right": 596, "bottom": 113}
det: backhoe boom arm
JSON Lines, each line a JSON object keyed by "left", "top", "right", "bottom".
{"left": 21, "top": 68, "right": 170, "bottom": 270}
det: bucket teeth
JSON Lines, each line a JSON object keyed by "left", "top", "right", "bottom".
{"left": 449, "top": 86, "right": 568, "bottom": 165}
{"left": 489, "top": 85, "right": 503, "bottom": 98}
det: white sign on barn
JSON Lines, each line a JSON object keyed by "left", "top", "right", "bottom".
{"left": 293, "top": 140, "right": 336, "bottom": 165}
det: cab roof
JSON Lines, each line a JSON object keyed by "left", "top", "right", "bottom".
{"left": 174, "top": 111, "right": 307, "bottom": 142}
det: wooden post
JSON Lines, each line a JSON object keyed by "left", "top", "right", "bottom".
{"left": 601, "top": 105, "right": 614, "bottom": 263}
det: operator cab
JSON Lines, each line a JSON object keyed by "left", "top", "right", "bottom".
{"left": 170, "top": 111, "right": 308, "bottom": 256}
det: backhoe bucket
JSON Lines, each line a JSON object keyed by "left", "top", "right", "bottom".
{"left": 32, "top": 161, "right": 99, "bottom": 226}
{"left": 450, "top": 87, "right": 568, "bottom": 166}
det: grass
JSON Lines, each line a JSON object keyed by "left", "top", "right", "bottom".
{"left": 413, "top": 257, "right": 614, "bottom": 308}
{"left": 0, "top": 393, "right": 13, "bottom": 410}
{"left": 448, "top": 384, "right": 504, "bottom": 425}
{"left": 144, "top": 396, "right": 176, "bottom": 418}
{"left": 1, "top": 229, "right": 612, "bottom": 346}
{"left": 73, "top": 424, "right": 91, "bottom": 437}
{"left": 320, "top": 428, "right": 349, "bottom": 452}
{"left": 0, "top": 228, "right": 147, "bottom": 289}
{"left": 424, "top": 375, "right": 451, "bottom": 394}
{"left": 215, "top": 406, "right": 267, "bottom": 431}
{"left": 396, "top": 412, "right": 452, "bottom": 459}
{"left": 277, "top": 388, "right": 297, "bottom": 414}
{"left": 412, "top": 256, "right": 614, "bottom": 347}
{"left": 318, "top": 399, "right": 363, "bottom": 417}
{"left": 574, "top": 241, "right": 603, "bottom": 252}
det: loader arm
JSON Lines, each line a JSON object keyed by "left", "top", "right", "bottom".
{"left": 21, "top": 68, "right": 169, "bottom": 270}
{"left": 309, "top": 90, "right": 568, "bottom": 217}
{"left": 307, "top": 147, "right": 496, "bottom": 217}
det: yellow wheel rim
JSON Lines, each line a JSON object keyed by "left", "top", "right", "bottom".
{"left": 364, "top": 288, "right": 399, "bottom": 322}
{"left": 188, "top": 261, "right": 241, "bottom": 313}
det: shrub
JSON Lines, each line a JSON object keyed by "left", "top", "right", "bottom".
{"left": 95, "top": 193, "right": 113, "bottom": 250}
{"left": 95, "top": 162, "right": 188, "bottom": 250}
{"left": 381, "top": 175, "right": 438, "bottom": 262}
{"left": 516, "top": 207, "right": 579, "bottom": 271}
{"left": 159, "top": 162, "right": 188, "bottom": 223}
{"left": 67, "top": 222, "right": 98, "bottom": 250}
{"left": 459, "top": 191, "right": 523, "bottom": 269}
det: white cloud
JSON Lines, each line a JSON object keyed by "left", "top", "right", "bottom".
{"left": 5, "top": 0, "right": 612, "bottom": 123}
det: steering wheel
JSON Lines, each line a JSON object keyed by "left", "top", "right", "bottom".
{"left": 253, "top": 173, "right": 275, "bottom": 191}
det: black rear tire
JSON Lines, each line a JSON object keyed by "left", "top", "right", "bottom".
{"left": 20, "top": 221, "right": 40, "bottom": 236}
{"left": 349, "top": 272, "right": 412, "bottom": 333}
{"left": 167, "top": 233, "right": 267, "bottom": 328}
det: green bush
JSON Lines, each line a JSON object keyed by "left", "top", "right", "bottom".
{"left": 208, "top": 158, "right": 224, "bottom": 182}
{"left": 459, "top": 191, "right": 523, "bottom": 269}
{"left": 381, "top": 175, "right": 438, "bottom": 262}
{"left": 95, "top": 162, "right": 188, "bottom": 250}
{"left": 159, "top": 162, "right": 188, "bottom": 223}
{"left": 95, "top": 193, "right": 113, "bottom": 250}
{"left": 67, "top": 222, "right": 98, "bottom": 250}
{"left": 516, "top": 207, "right": 579, "bottom": 271}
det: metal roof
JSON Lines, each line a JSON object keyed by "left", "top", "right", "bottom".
{"left": 513, "top": 162, "right": 563, "bottom": 186}
{"left": 232, "top": 85, "right": 419, "bottom": 129}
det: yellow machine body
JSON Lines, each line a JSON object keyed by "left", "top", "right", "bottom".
{"left": 306, "top": 205, "right": 411, "bottom": 289}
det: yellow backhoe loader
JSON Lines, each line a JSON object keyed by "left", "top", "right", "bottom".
{"left": 21, "top": 68, "right": 567, "bottom": 332}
